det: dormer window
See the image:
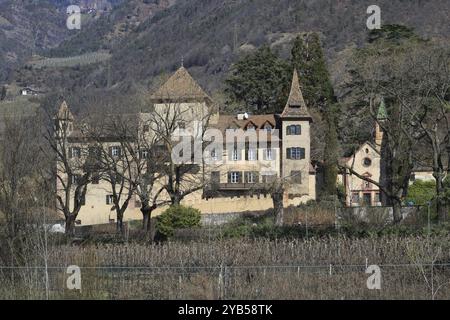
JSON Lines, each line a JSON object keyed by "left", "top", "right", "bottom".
{"left": 245, "top": 122, "right": 256, "bottom": 131}
{"left": 263, "top": 123, "right": 273, "bottom": 131}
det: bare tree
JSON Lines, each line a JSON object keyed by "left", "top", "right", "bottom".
{"left": 150, "top": 99, "right": 215, "bottom": 206}
{"left": 0, "top": 114, "right": 43, "bottom": 237}
{"left": 86, "top": 113, "right": 169, "bottom": 236}
{"left": 407, "top": 47, "right": 450, "bottom": 221}
{"left": 343, "top": 42, "right": 450, "bottom": 223}
{"left": 84, "top": 114, "right": 137, "bottom": 234}
{"left": 45, "top": 102, "right": 93, "bottom": 236}
{"left": 120, "top": 117, "right": 168, "bottom": 236}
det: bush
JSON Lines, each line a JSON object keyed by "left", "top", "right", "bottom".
{"left": 156, "top": 205, "right": 201, "bottom": 239}
{"left": 405, "top": 180, "right": 435, "bottom": 206}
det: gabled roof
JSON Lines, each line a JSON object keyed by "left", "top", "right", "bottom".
{"left": 150, "top": 66, "right": 212, "bottom": 103}
{"left": 281, "top": 69, "right": 312, "bottom": 120}
{"left": 55, "top": 101, "right": 74, "bottom": 121}
{"left": 340, "top": 141, "right": 380, "bottom": 166}
{"left": 214, "top": 114, "right": 278, "bottom": 133}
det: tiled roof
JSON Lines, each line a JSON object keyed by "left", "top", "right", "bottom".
{"left": 281, "top": 69, "right": 311, "bottom": 119}
{"left": 150, "top": 66, "right": 211, "bottom": 102}
{"left": 214, "top": 114, "right": 277, "bottom": 131}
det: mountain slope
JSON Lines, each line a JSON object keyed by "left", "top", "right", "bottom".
{"left": 8, "top": 0, "right": 450, "bottom": 111}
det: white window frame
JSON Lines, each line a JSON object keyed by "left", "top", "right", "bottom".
{"left": 247, "top": 148, "right": 257, "bottom": 161}
{"left": 265, "top": 148, "right": 273, "bottom": 160}
{"left": 111, "top": 146, "right": 121, "bottom": 157}
{"left": 289, "top": 147, "right": 305, "bottom": 160}
{"left": 70, "top": 147, "right": 81, "bottom": 158}
{"left": 140, "top": 149, "right": 149, "bottom": 159}
{"left": 230, "top": 172, "right": 239, "bottom": 184}
{"left": 210, "top": 149, "right": 218, "bottom": 161}
{"left": 232, "top": 148, "right": 239, "bottom": 161}
{"left": 247, "top": 172, "right": 256, "bottom": 183}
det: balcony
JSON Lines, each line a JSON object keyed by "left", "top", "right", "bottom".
{"left": 209, "top": 183, "right": 267, "bottom": 191}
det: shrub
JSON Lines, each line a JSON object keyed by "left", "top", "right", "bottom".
{"left": 406, "top": 180, "right": 435, "bottom": 206}
{"left": 156, "top": 205, "right": 201, "bottom": 239}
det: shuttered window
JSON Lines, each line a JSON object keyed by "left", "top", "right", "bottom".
{"left": 286, "top": 147, "right": 305, "bottom": 160}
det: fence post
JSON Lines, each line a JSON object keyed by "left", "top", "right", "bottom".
{"left": 218, "top": 265, "right": 224, "bottom": 300}
{"left": 305, "top": 209, "right": 308, "bottom": 239}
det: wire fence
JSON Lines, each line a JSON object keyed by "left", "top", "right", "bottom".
{"left": 1, "top": 263, "right": 449, "bottom": 299}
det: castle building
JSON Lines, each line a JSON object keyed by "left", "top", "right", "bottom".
{"left": 54, "top": 66, "right": 316, "bottom": 226}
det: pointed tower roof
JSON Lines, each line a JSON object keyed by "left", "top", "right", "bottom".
{"left": 281, "top": 69, "right": 311, "bottom": 120}
{"left": 377, "top": 98, "right": 388, "bottom": 120}
{"left": 150, "top": 66, "right": 212, "bottom": 103}
{"left": 55, "top": 101, "right": 74, "bottom": 121}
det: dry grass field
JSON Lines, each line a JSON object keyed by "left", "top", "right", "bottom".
{"left": 0, "top": 236, "right": 449, "bottom": 300}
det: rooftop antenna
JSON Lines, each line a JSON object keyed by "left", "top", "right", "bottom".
{"left": 181, "top": 55, "right": 184, "bottom": 68}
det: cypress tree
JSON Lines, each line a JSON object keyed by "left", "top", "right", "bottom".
{"left": 291, "top": 33, "right": 340, "bottom": 197}
{"left": 225, "top": 46, "right": 290, "bottom": 114}
{"left": 322, "top": 105, "right": 339, "bottom": 196}
{"left": 291, "top": 33, "right": 335, "bottom": 112}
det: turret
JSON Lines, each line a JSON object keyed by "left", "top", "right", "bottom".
{"left": 280, "top": 69, "right": 313, "bottom": 200}
{"left": 54, "top": 101, "right": 74, "bottom": 138}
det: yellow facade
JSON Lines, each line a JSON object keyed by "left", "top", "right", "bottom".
{"left": 55, "top": 67, "right": 317, "bottom": 226}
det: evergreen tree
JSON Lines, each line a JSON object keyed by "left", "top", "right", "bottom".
{"left": 322, "top": 105, "right": 339, "bottom": 196}
{"left": 291, "top": 33, "right": 339, "bottom": 197}
{"left": 225, "top": 46, "right": 290, "bottom": 114}
{"left": 291, "top": 33, "right": 335, "bottom": 112}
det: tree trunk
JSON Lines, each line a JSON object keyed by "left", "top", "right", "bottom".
{"left": 392, "top": 200, "right": 402, "bottom": 224}
{"left": 65, "top": 215, "right": 76, "bottom": 236}
{"left": 141, "top": 205, "right": 155, "bottom": 241}
{"left": 272, "top": 191, "right": 284, "bottom": 226}
{"left": 434, "top": 170, "right": 447, "bottom": 223}
{"left": 437, "top": 202, "right": 447, "bottom": 223}
{"left": 171, "top": 193, "right": 181, "bottom": 206}
{"left": 116, "top": 215, "right": 124, "bottom": 235}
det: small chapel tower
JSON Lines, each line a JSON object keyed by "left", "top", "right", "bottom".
{"left": 375, "top": 98, "right": 387, "bottom": 150}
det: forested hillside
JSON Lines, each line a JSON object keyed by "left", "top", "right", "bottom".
{"left": 9, "top": 0, "right": 450, "bottom": 103}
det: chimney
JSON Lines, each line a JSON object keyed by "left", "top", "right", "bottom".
{"left": 236, "top": 112, "right": 249, "bottom": 120}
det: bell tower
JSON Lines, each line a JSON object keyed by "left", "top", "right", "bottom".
{"left": 375, "top": 98, "right": 387, "bottom": 150}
